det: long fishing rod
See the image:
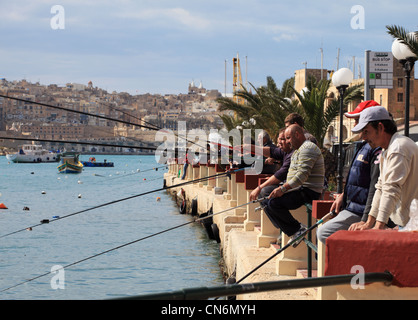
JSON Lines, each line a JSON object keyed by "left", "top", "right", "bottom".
{"left": 0, "top": 136, "right": 157, "bottom": 152}
{"left": 0, "top": 167, "right": 244, "bottom": 240}
{"left": 0, "top": 196, "right": 267, "bottom": 294}
{"left": 235, "top": 210, "right": 336, "bottom": 285}
{"left": 0, "top": 94, "right": 207, "bottom": 149}
{"left": 0, "top": 94, "right": 158, "bottom": 131}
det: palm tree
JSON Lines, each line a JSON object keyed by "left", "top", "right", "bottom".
{"left": 216, "top": 76, "right": 296, "bottom": 139}
{"left": 386, "top": 25, "right": 418, "bottom": 57}
{"left": 291, "top": 76, "right": 363, "bottom": 148}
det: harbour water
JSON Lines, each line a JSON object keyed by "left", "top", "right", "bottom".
{"left": 0, "top": 155, "right": 223, "bottom": 300}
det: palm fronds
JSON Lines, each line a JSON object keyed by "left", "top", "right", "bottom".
{"left": 386, "top": 25, "right": 418, "bottom": 58}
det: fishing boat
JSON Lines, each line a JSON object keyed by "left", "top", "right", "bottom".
{"left": 57, "top": 152, "right": 83, "bottom": 173}
{"left": 6, "top": 144, "right": 60, "bottom": 163}
{"left": 81, "top": 157, "right": 114, "bottom": 167}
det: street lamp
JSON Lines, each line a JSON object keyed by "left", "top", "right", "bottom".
{"left": 332, "top": 67, "right": 353, "bottom": 194}
{"left": 391, "top": 33, "right": 418, "bottom": 137}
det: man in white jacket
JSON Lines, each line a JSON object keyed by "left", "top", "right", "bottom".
{"left": 350, "top": 106, "right": 418, "bottom": 230}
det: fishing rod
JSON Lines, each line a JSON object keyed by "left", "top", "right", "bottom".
{"left": 0, "top": 94, "right": 207, "bottom": 149}
{"left": 0, "top": 195, "right": 267, "bottom": 294}
{"left": 0, "top": 94, "right": 158, "bottom": 131}
{"left": 0, "top": 136, "right": 158, "bottom": 152}
{"left": 235, "top": 210, "right": 336, "bottom": 285}
{"left": 0, "top": 167, "right": 245, "bottom": 240}
{"left": 211, "top": 209, "right": 336, "bottom": 300}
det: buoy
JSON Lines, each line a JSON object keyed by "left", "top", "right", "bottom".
{"left": 0, "top": 203, "right": 8, "bottom": 209}
{"left": 143, "top": 178, "right": 146, "bottom": 180}
{"left": 156, "top": 197, "right": 161, "bottom": 201}
{"left": 78, "top": 194, "right": 82, "bottom": 198}
{"left": 41, "top": 191, "right": 46, "bottom": 194}
{"left": 23, "top": 206, "right": 30, "bottom": 211}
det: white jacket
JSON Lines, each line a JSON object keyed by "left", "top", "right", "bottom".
{"left": 369, "top": 133, "right": 418, "bottom": 226}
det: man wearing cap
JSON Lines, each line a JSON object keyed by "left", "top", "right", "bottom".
{"left": 350, "top": 106, "right": 418, "bottom": 230}
{"left": 317, "top": 101, "right": 383, "bottom": 243}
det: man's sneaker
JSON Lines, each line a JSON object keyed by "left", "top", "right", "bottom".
{"left": 287, "top": 224, "right": 307, "bottom": 248}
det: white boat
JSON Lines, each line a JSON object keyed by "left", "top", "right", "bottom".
{"left": 6, "top": 144, "right": 60, "bottom": 163}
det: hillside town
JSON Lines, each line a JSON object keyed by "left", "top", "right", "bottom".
{"left": 0, "top": 78, "right": 224, "bottom": 153}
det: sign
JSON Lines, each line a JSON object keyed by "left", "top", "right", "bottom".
{"left": 367, "top": 51, "right": 393, "bottom": 89}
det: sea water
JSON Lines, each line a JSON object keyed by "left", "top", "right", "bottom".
{"left": 0, "top": 155, "right": 223, "bottom": 300}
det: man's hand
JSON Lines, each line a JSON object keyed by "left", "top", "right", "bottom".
{"left": 330, "top": 193, "right": 343, "bottom": 214}
{"left": 249, "top": 186, "right": 261, "bottom": 201}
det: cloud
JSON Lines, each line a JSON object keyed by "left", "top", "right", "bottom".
{"left": 119, "top": 7, "right": 211, "bottom": 31}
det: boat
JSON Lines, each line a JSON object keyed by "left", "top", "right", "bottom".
{"left": 57, "top": 152, "right": 83, "bottom": 173}
{"left": 6, "top": 144, "right": 60, "bottom": 163}
{"left": 81, "top": 157, "right": 114, "bottom": 167}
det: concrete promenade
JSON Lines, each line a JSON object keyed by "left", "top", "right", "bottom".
{"left": 164, "top": 161, "right": 418, "bottom": 300}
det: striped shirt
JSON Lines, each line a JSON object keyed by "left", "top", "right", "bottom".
{"left": 286, "top": 140, "right": 325, "bottom": 194}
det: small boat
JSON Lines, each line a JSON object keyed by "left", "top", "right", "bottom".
{"left": 6, "top": 144, "right": 60, "bottom": 163}
{"left": 81, "top": 157, "right": 114, "bottom": 167}
{"left": 58, "top": 152, "right": 83, "bottom": 174}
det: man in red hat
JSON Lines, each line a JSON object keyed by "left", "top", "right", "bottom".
{"left": 317, "top": 100, "right": 388, "bottom": 243}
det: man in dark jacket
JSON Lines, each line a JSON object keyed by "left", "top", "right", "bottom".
{"left": 317, "top": 100, "right": 382, "bottom": 243}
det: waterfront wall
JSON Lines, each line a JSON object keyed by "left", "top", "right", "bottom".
{"left": 164, "top": 161, "right": 418, "bottom": 300}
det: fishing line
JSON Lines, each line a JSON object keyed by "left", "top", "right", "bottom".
{"left": 0, "top": 136, "right": 157, "bottom": 152}
{"left": 0, "top": 168, "right": 244, "bottom": 239}
{"left": 0, "top": 196, "right": 267, "bottom": 294}
{"left": 0, "top": 94, "right": 158, "bottom": 131}
{"left": 87, "top": 165, "right": 168, "bottom": 183}
{"left": 0, "top": 94, "right": 207, "bottom": 150}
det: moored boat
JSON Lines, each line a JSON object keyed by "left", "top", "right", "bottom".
{"left": 81, "top": 157, "right": 114, "bottom": 167}
{"left": 57, "top": 152, "right": 83, "bottom": 173}
{"left": 6, "top": 144, "right": 60, "bottom": 163}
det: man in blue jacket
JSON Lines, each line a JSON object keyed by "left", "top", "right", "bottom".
{"left": 317, "top": 100, "right": 382, "bottom": 243}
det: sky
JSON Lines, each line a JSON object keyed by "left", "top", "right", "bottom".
{"left": 0, "top": 0, "right": 417, "bottom": 96}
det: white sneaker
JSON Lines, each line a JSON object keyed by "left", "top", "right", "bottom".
{"left": 287, "top": 224, "right": 307, "bottom": 248}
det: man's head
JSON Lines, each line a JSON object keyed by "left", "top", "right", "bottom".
{"left": 351, "top": 106, "right": 397, "bottom": 149}
{"left": 284, "top": 113, "right": 304, "bottom": 128}
{"left": 285, "top": 124, "right": 306, "bottom": 150}
{"left": 258, "top": 130, "right": 271, "bottom": 146}
{"left": 277, "top": 128, "right": 292, "bottom": 153}
{"left": 345, "top": 100, "right": 380, "bottom": 126}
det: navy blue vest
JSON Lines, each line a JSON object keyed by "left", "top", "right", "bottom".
{"left": 343, "top": 142, "right": 381, "bottom": 216}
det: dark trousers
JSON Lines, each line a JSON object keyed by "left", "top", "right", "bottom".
{"left": 262, "top": 187, "right": 320, "bottom": 236}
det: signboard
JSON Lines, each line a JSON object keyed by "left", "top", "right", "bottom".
{"left": 366, "top": 51, "right": 393, "bottom": 89}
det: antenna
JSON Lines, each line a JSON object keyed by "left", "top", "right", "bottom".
{"left": 336, "top": 48, "right": 340, "bottom": 70}
{"left": 320, "top": 42, "right": 324, "bottom": 80}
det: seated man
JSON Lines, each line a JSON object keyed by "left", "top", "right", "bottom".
{"left": 250, "top": 128, "right": 293, "bottom": 199}
{"left": 253, "top": 124, "right": 324, "bottom": 246}
{"left": 350, "top": 106, "right": 418, "bottom": 230}
{"left": 317, "top": 100, "right": 383, "bottom": 243}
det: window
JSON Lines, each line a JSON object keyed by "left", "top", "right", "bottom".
{"left": 397, "top": 93, "right": 403, "bottom": 102}
{"left": 398, "top": 78, "right": 403, "bottom": 88}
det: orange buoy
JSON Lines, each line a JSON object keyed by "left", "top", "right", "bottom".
{"left": 0, "top": 203, "right": 8, "bottom": 209}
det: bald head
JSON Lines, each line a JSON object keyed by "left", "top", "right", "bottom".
{"left": 285, "top": 124, "right": 306, "bottom": 150}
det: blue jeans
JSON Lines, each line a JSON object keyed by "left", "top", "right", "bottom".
{"left": 262, "top": 187, "right": 320, "bottom": 236}
{"left": 181, "top": 163, "right": 188, "bottom": 179}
